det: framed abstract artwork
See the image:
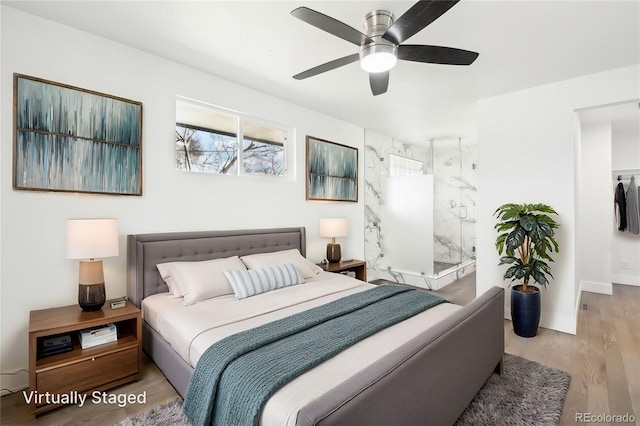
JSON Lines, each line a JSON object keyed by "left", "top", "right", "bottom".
{"left": 306, "top": 136, "right": 358, "bottom": 202}
{"left": 13, "top": 74, "right": 143, "bottom": 195}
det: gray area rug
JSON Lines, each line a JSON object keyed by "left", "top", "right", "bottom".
{"left": 118, "top": 353, "right": 570, "bottom": 426}
{"left": 454, "top": 353, "right": 570, "bottom": 426}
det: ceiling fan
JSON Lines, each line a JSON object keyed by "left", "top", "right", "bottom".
{"left": 291, "top": 0, "right": 479, "bottom": 96}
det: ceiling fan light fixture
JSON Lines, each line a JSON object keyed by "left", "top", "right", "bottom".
{"left": 360, "top": 43, "right": 397, "bottom": 73}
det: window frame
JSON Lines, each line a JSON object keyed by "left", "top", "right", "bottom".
{"left": 175, "top": 97, "right": 294, "bottom": 179}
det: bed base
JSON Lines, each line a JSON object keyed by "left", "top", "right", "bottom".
{"left": 142, "top": 320, "right": 193, "bottom": 397}
{"left": 296, "top": 285, "right": 504, "bottom": 426}
{"left": 127, "top": 227, "right": 504, "bottom": 425}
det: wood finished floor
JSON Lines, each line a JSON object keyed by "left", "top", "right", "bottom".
{"left": 2, "top": 276, "right": 638, "bottom": 425}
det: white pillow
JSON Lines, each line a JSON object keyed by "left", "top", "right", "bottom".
{"left": 156, "top": 263, "right": 184, "bottom": 298}
{"left": 158, "top": 256, "right": 247, "bottom": 305}
{"left": 240, "top": 249, "right": 322, "bottom": 279}
{"left": 224, "top": 263, "right": 304, "bottom": 300}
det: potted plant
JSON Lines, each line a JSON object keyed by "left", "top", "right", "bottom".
{"left": 494, "top": 203, "right": 559, "bottom": 337}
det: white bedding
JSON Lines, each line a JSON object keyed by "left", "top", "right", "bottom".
{"left": 142, "top": 272, "right": 461, "bottom": 425}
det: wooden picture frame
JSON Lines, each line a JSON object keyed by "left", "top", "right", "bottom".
{"left": 306, "top": 136, "right": 358, "bottom": 202}
{"left": 13, "top": 74, "right": 143, "bottom": 195}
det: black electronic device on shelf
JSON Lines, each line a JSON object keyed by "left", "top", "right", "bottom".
{"left": 37, "top": 334, "right": 73, "bottom": 358}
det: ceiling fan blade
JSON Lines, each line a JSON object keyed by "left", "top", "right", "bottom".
{"left": 293, "top": 53, "right": 360, "bottom": 80}
{"left": 398, "top": 45, "right": 479, "bottom": 65}
{"left": 369, "top": 72, "right": 389, "bottom": 96}
{"left": 383, "top": 0, "right": 460, "bottom": 45}
{"left": 291, "top": 7, "right": 373, "bottom": 46}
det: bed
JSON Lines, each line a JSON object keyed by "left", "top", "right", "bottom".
{"left": 127, "top": 227, "right": 504, "bottom": 426}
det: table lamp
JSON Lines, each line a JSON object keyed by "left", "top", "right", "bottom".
{"left": 66, "top": 219, "right": 119, "bottom": 311}
{"left": 319, "top": 218, "right": 348, "bottom": 263}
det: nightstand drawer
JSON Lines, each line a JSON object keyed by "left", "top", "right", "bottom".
{"left": 36, "top": 346, "right": 138, "bottom": 399}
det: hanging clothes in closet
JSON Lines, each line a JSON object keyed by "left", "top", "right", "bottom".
{"left": 615, "top": 181, "right": 627, "bottom": 231}
{"left": 627, "top": 176, "right": 640, "bottom": 234}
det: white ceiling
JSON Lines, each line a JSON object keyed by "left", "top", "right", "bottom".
{"left": 4, "top": 0, "right": 640, "bottom": 143}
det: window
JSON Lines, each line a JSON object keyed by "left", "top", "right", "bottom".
{"left": 176, "top": 99, "right": 290, "bottom": 177}
{"left": 389, "top": 154, "right": 423, "bottom": 176}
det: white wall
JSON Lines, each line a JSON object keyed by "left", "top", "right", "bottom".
{"left": 0, "top": 7, "right": 365, "bottom": 392}
{"left": 477, "top": 64, "right": 639, "bottom": 335}
{"left": 576, "top": 122, "right": 613, "bottom": 294}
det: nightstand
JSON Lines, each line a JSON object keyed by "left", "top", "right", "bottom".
{"left": 318, "top": 259, "right": 367, "bottom": 282}
{"left": 28, "top": 300, "right": 142, "bottom": 415}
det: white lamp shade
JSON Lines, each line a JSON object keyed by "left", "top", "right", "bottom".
{"left": 319, "top": 218, "right": 349, "bottom": 238}
{"left": 66, "top": 219, "right": 119, "bottom": 260}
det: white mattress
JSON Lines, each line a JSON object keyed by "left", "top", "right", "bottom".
{"left": 142, "top": 272, "right": 461, "bottom": 425}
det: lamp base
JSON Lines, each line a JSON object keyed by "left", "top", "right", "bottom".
{"left": 79, "top": 283, "right": 105, "bottom": 311}
{"left": 326, "top": 243, "right": 342, "bottom": 263}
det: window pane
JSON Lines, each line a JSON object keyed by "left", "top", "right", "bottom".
{"left": 389, "top": 154, "right": 423, "bottom": 177}
{"left": 242, "top": 121, "right": 286, "bottom": 176}
{"left": 176, "top": 101, "right": 239, "bottom": 175}
{"left": 176, "top": 124, "right": 238, "bottom": 174}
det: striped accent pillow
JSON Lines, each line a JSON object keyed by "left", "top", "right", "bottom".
{"left": 224, "top": 263, "right": 305, "bottom": 300}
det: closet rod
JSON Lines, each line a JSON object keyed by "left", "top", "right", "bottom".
{"left": 613, "top": 169, "right": 640, "bottom": 181}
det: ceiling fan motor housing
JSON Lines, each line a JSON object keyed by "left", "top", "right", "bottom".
{"left": 360, "top": 10, "right": 397, "bottom": 73}
{"left": 363, "top": 9, "right": 394, "bottom": 37}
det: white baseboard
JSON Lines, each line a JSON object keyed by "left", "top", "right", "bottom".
{"left": 0, "top": 371, "right": 28, "bottom": 397}
{"left": 579, "top": 280, "right": 613, "bottom": 295}
{"left": 573, "top": 280, "right": 613, "bottom": 335}
{"left": 504, "top": 307, "right": 576, "bottom": 335}
{"left": 612, "top": 273, "right": 640, "bottom": 286}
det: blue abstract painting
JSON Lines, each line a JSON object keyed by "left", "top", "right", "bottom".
{"left": 306, "top": 136, "right": 358, "bottom": 202}
{"left": 13, "top": 74, "right": 142, "bottom": 195}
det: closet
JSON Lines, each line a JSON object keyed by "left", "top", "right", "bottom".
{"left": 576, "top": 100, "right": 639, "bottom": 291}
{"left": 614, "top": 170, "right": 640, "bottom": 235}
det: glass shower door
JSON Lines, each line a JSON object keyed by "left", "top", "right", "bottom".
{"left": 460, "top": 142, "right": 477, "bottom": 264}
{"left": 431, "top": 138, "right": 463, "bottom": 274}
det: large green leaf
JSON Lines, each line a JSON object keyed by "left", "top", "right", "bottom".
{"left": 531, "top": 269, "right": 549, "bottom": 287}
{"left": 535, "top": 259, "right": 553, "bottom": 276}
{"left": 495, "top": 233, "right": 507, "bottom": 254}
{"left": 499, "top": 256, "right": 517, "bottom": 265}
{"left": 519, "top": 214, "right": 537, "bottom": 232}
{"left": 506, "top": 225, "right": 526, "bottom": 250}
{"left": 494, "top": 203, "right": 524, "bottom": 221}
{"left": 538, "top": 220, "right": 554, "bottom": 237}
{"left": 537, "top": 213, "right": 558, "bottom": 226}
{"left": 529, "top": 222, "right": 547, "bottom": 244}
{"left": 534, "top": 240, "right": 554, "bottom": 261}
{"left": 528, "top": 204, "right": 558, "bottom": 215}
{"left": 495, "top": 220, "right": 519, "bottom": 232}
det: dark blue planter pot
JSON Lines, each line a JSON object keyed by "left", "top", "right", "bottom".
{"left": 511, "top": 285, "right": 541, "bottom": 337}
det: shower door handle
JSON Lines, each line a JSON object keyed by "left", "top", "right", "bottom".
{"left": 459, "top": 206, "right": 467, "bottom": 219}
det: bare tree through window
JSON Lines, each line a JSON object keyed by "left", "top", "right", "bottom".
{"left": 176, "top": 124, "right": 284, "bottom": 175}
{"left": 176, "top": 100, "right": 288, "bottom": 177}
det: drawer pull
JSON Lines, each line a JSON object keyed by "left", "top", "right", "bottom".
{"left": 91, "top": 358, "right": 95, "bottom": 361}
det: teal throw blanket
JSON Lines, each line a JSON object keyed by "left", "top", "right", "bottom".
{"left": 183, "top": 284, "right": 446, "bottom": 426}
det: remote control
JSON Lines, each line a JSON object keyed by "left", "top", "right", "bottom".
{"left": 110, "top": 300, "right": 126, "bottom": 309}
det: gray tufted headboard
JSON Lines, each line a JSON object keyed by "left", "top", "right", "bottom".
{"left": 126, "top": 227, "right": 306, "bottom": 307}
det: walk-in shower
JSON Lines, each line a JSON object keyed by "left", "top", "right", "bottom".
{"left": 364, "top": 132, "right": 476, "bottom": 290}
